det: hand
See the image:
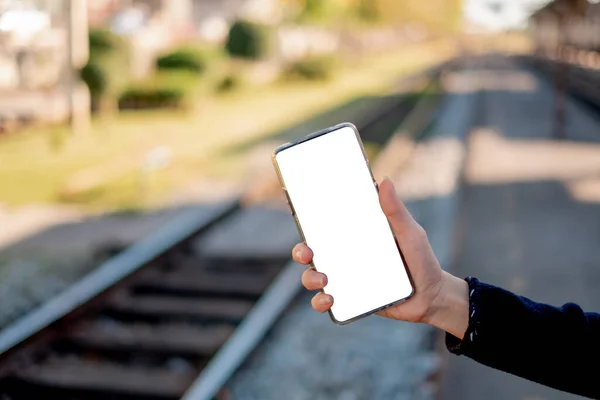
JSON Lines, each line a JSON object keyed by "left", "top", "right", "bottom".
{"left": 292, "top": 177, "right": 469, "bottom": 337}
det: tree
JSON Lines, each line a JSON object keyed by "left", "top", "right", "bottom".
{"left": 80, "top": 29, "right": 130, "bottom": 114}
{"left": 225, "top": 20, "right": 271, "bottom": 60}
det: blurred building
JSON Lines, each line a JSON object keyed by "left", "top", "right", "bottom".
{"left": 0, "top": 1, "right": 64, "bottom": 91}
{"left": 0, "top": 0, "right": 89, "bottom": 132}
{"left": 84, "top": 0, "right": 284, "bottom": 78}
{"left": 529, "top": 0, "right": 600, "bottom": 53}
{"left": 88, "top": 0, "right": 194, "bottom": 35}
{"left": 463, "top": 0, "right": 550, "bottom": 32}
{"left": 87, "top": 0, "right": 282, "bottom": 42}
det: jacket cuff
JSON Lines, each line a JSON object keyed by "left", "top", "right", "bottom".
{"left": 446, "top": 276, "right": 482, "bottom": 355}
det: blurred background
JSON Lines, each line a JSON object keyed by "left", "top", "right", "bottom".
{"left": 0, "top": 0, "right": 466, "bottom": 212}
{"left": 0, "top": 0, "right": 599, "bottom": 399}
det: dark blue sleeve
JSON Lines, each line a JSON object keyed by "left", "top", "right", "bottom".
{"left": 446, "top": 277, "right": 600, "bottom": 399}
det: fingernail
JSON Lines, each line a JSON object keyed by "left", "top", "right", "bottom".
{"left": 319, "top": 295, "right": 332, "bottom": 305}
{"left": 295, "top": 249, "right": 302, "bottom": 260}
{"left": 320, "top": 275, "right": 327, "bottom": 286}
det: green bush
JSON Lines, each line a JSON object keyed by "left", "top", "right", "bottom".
{"left": 119, "top": 87, "right": 185, "bottom": 110}
{"left": 80, "top": 29, "right": 129, "bottom": 113}
{"left": 80, "top": 62, "right": 106, "bottom": 97}
{"left": 355, "top": 0, "right": 380, "bottom": 22}
{"left": 119, "top": 72, "right": 199, "bottom": 110}
{"left": 225, "top": 20, "right": 271, "bottom": 60}
{"left": 284, "top": 56, "right": 337, "bottom": 81}
{"left": 88, "top": 29, "right": 121, "bottom": 52}
{"left": 156, "top": 48, "right": 206, "bottom": 74}
{"left": 215, "top": 74, "right": 241, "bottom": 93}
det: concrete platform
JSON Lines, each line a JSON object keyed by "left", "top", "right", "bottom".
{"left": 440, "top": 56, "right": 600, "bottom": 400}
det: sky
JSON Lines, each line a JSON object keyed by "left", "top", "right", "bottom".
{"left": 464, "top": 0, "right": 552, "bottom": 31}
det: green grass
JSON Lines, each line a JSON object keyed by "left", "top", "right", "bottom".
{"left": 0, "top": 39, "right": 456, "bottom": 210}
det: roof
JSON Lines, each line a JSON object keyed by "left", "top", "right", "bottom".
{"left": 529, "top": 0, "right": 589, "bottom": 22}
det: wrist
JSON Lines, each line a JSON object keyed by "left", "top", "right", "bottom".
{"left": 423, "top": 271, "right": 470, "bottom": 339}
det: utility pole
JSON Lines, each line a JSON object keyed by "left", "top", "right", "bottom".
{"left": 552, "top": 14, "right": 567, "bottom": 140}
{"left": 66, "top": 0, "right": 89, "bottom": 134}
{"left": 553, "top": 55, "right": 567, "bottom": 140}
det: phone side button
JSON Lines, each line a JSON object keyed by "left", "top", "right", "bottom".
{"left": 283, "top": 189, "right": 296, "bottom": 215}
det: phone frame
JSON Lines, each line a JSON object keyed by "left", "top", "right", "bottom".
{"left": 272, "top": 122, "right": 415, "bottom": 325}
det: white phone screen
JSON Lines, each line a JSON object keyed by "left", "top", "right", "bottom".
{"left": 275, "top": 125, "right": 413, "bottom": 324}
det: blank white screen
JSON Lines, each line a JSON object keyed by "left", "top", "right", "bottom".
{"left": 275, "top": 126, "right": 413, "bottom": 323}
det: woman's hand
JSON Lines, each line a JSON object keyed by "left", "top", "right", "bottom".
{"left": 292, "top": 177, "right": 469, "bottom": 338}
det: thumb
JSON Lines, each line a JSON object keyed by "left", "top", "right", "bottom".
{"left": 378, "top": 177, "right": 418, "bottom": 237}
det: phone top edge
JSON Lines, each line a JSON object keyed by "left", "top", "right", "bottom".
{"left": 272, "top": 122, "right": 359, "bottom": 159}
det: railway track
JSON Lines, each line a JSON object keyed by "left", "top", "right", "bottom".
{"left": 0, "top": 66, "right": 448, "bottom": 400}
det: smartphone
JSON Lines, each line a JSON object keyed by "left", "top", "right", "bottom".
{"left": 272, "top": 123, "right": 414, "bottom": 324}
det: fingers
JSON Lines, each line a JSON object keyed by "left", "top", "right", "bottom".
{"left": 311, "top": 292, "right": 333, "bottom": 313}
{"left": 293, "top": 244, "right": 331, "bottom": 313}
{"left": 378, "top": 177, "right": 418, "bottom": 237}
{"left": 292, "top": 243, "right": 313, "bottom": 265}
{"left": 302, "top": 267, "right": 327, "bottom": 290}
